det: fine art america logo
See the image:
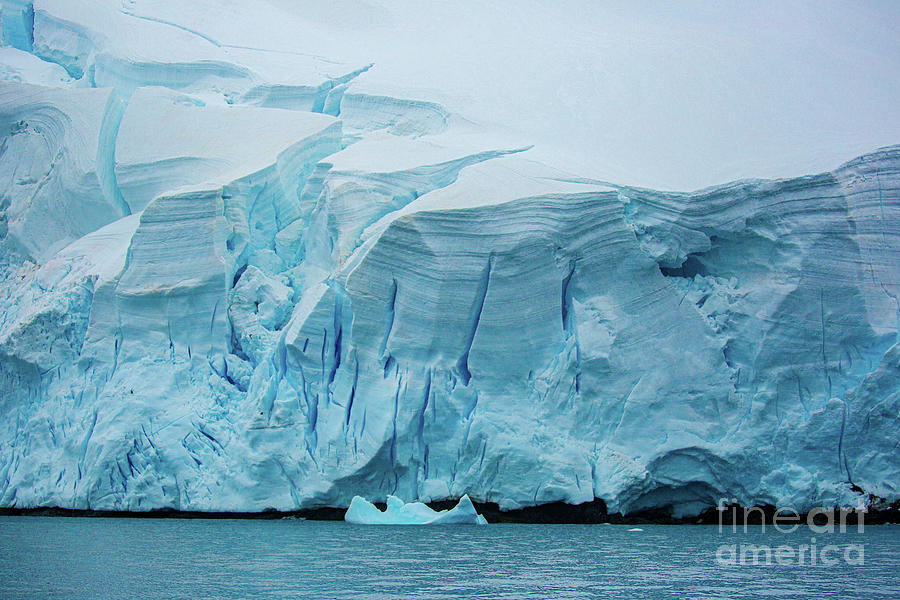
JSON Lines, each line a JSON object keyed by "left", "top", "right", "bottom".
{"left": 714, "top": 499, "right": 865, "bottom": 566}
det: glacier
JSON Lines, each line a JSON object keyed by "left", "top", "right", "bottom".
{"left": 0, "top": 0, "right": 898, "bottom": 518}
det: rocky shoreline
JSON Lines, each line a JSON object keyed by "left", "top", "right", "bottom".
{"left": 2, "top": 498, "right": 897, "bottom": 525}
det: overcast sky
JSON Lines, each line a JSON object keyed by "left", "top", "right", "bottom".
{"left": 223, "top": 0, "right": 900, "bottom": 190}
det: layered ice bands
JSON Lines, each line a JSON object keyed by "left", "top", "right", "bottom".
{"left": 0, "top": 0, "right": 898, "bottom": 518}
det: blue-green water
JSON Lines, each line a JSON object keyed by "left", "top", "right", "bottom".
{"left": 1, "top": 517, "right": 898, "bottom": 599}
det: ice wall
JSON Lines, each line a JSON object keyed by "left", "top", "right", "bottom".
{"left": 0, "top": 0, "right": 897, "bottom": 516}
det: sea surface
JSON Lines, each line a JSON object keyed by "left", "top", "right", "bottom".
{"left": 0, "top": 516, "right": 897, "bottom": 599}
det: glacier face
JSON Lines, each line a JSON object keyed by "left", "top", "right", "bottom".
{"left": 0, "top": 0, "right": 898, "bottom": 517}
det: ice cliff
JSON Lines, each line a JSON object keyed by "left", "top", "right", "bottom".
{"left": 0, "top": 0, "right": 898, "bottom": 517}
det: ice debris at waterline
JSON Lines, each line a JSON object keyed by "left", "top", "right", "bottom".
{"left": 0, "top": 0, "right": 899, "bottom": 519}
{"left": 345, "top": 495, "right": 488, "bottom": 525}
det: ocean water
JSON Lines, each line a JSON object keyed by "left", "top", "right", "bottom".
{"left": 0, "top": 517, "right": 897, "bottom": 599}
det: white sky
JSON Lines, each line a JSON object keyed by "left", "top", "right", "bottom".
{"left": 157, "top": 0, "right": 900, "bottom": 190}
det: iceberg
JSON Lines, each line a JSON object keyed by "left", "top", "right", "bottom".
{"left": 345, "top": 495, "right": 488, "bottom": 525}
{"left": 0, "top": 0, "right": 898, "bottom": 519}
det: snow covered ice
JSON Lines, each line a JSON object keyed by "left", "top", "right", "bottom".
{"left": 345, "top": 495, "right": 487, "bottom": 525}
{"left": 0, "top": 0, "right": 899, "bottom": 517}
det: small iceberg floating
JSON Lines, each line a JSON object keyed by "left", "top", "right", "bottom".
{"left": 345, "top": 494, "right": 488, "bottom": 525}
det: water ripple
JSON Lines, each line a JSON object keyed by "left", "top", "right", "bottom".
{"left": 0, "top": 518, "right": 897, "bottom": 599}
